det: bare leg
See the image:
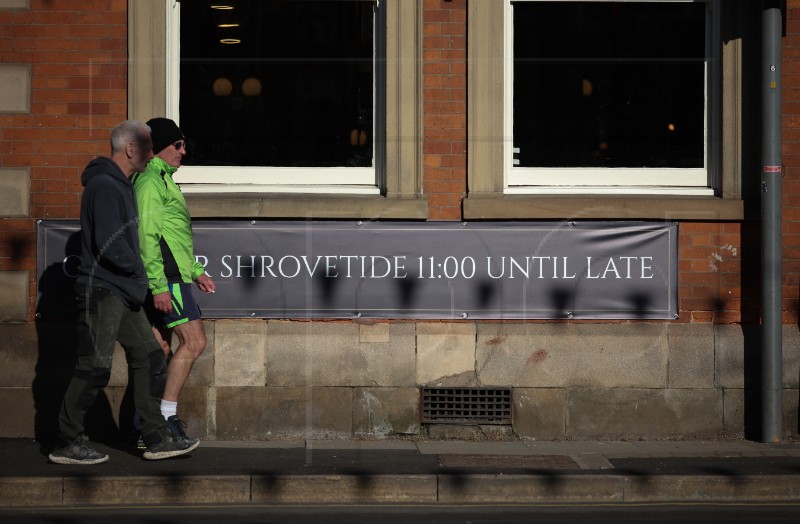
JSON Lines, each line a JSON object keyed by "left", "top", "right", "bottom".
{"left": 162, "top": 319, "right": 206, "bottom": 402}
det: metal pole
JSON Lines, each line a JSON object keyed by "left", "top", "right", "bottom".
{"left": 761, "top": 0, "right": 783, "bottom": 443}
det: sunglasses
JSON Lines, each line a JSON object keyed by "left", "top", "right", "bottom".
{"left": 172, "top": 140, "right": 186, "bottom": 150}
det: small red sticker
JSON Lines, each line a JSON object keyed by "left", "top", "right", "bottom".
{"left": 764, "top": 166, "right": 782, "bottom": 173}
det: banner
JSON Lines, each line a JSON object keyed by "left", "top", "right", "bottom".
{"left": 37, "top": 220, "right": 678, "bottom": 320}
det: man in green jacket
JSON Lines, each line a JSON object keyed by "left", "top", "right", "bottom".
{"left": 133, "top": 118, "right": 215, "bottom": 444}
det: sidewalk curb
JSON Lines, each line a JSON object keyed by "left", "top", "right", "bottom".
{"left": 3, "top": 474, "right": 800, "bottom": 507}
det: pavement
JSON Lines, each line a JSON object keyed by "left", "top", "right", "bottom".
{"left": 2, "top": 437, "right": 800, "bottom": 507}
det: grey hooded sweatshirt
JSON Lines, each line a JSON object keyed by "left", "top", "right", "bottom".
{"left": 75, "top": 156, "right": 148, "bottom": 308}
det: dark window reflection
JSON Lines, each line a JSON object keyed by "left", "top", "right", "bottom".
{"left": 513, "top": 1, "right": 706, "bottom": 169}
{"left": 180, "top": 0, "right": 374, "bottom": 168}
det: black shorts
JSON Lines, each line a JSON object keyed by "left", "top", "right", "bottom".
{"left": 144, "top": 282, "right": 201, "bottom": 329}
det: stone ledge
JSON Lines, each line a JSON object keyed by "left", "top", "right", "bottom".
{"left": 623, "top": 475, "right": 800, "bottom": 502}
{"left": 438, "top": 474, "right": 624, "bottom": 503}
{"left": 0, "top": 477, "right": 61, "bottom": 507}
{"left": 186, "top": 193, "right": 428, "bottom": 220}
{"left": 4, "top": 474, "right": 800, "bottom": 506}
{"left": 62, "top": 475, "right": 251, "bottom": 505}
{"left": 463, "top": 195, "right": 744, "bottom": 220}
{"left": 252, "top": 474, "right": 438, "bottom": 503}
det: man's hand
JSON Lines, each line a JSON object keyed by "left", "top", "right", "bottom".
{"left": 196, "top": 273, "right": 216, "bottom": 294}
{"left": 153, "top": 290, "right": 173, "bottom": 313}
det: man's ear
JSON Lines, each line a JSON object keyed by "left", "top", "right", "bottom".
{"left": 125, "top": 141, "right": 137, "bottom": 159}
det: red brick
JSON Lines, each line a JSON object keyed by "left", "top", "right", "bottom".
{"left": 427, "top": 193, "right": 451, "bottom": 207}
{"left": 424, "top": 88, "right": 451, "bottom": 100}
{"left": 424, "top": 141, "right": 452, "bottom": 154}
{"left": 423, "top": 62, "right": 451, "bottom": 75}
{"left": 426, "top": 10, "right": 451, "bottom": 23}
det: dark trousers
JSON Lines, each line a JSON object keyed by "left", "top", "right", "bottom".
{"left": 57, "top": 284, "right": 169, "bottom": 447}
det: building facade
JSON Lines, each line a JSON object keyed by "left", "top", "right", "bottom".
{"left": 0, "top": 0, "right": 798, "bottom": 441}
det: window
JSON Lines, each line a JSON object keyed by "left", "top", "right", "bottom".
{"left": 130, "top": 1, "right": 424, "bottom": 217}
{"left": 467, "top": 0, "right": 742, "bottom": 219}
{"left": 506, "top": 0, "right": 718, "bottom": 195}
{"left": 167, "top": 0, "right": 383, "bottom": 194}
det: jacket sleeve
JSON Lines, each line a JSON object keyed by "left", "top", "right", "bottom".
{"left": 90, "top": 185, "right": 144, "bottom": 276}
{"left": 191, "top": 259, "right": 206, "bottom": 280}
{"left": 134, "top": 173, "right": 170, "bottom": 294}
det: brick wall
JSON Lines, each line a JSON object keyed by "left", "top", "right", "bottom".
{"left": 677, "top": 223, "right": 746, "bottom": 324}
{"left": 422, "top": 0, "right": 467, "bottom": 221}
{"left": 0, "top": 0, "right": 126, "bottom": 318}
{"left": 785, "top": 2, "right": 800, "bottom": 326}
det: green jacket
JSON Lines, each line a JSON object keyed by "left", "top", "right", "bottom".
{"left": 133, "top": 157, "right": 205, "bottom": 294}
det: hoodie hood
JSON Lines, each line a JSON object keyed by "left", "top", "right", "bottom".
{"left": 81, "top": 156, "right": 130, "bottom": 187}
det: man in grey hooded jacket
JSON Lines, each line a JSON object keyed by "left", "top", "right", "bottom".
{"left": 49, "top": 120, "right": 200, "bottom": 464}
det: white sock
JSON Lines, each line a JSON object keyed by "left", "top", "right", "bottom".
{"left": 161, "top": 400, "right": 178, "bottom": 420}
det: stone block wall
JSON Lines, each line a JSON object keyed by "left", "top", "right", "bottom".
{"left": 1, "top": 320, "right": 797, "bottom": 442}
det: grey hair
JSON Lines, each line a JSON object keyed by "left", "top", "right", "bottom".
{"left": 110, "top": 120, "right": 151, "bottom": 154}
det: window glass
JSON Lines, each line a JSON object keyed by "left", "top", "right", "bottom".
{"left": 179, "top": 1, "right": 375, "bottom": 169}
{"left": 510, "top": 1, "right": 709, "bottom": 187}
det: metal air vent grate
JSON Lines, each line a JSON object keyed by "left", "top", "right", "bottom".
{"left": 421, "top": 387, "right": 512, "bottom": 424}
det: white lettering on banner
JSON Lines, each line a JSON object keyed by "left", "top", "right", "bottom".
{"left": 220, "top": 255, "right": 232, "bottom": 278}
{"left": 325, "top": 256, "right": 338, "bottom": 277}
{"left": 340, "top": 255, "right": 359, "bottom": 277}
{"left": 586, "top": 257, "right": 655, "bottom": 279}
{"left": 211, "top": 254, "right": 657, "bottom": 281}
{"left": 417, "top": 256, "right": 477, "bottom": 279}
{"left": 279, "top": 256, "right": 301, "bottom": 278}
{"left": 261, "top": 256, "right": 276, "bottom": 277}
{"left": 487, "top": 256, "right": 578, "bottom": 279}
{"left": 394, "top": 256, "right": 408, "bottom": 279}
{"left": 371, "top": 256, "right": 392, "bottom": 278}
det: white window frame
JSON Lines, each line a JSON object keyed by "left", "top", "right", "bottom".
{"left": 164, "top": 0, "right": 381, "bottom": 195}
{"left": 504, "top": 0, "right": 714, "bottom": 196}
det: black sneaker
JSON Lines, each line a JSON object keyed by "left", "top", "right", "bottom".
{"left": 143, "top": 433, "right": 199, "bottom": 461}
{"left": 166, "top": 415, "right": 192, "bottom": 444}
{"left": 49, "top": 437, "right": 109, "bottom": 465}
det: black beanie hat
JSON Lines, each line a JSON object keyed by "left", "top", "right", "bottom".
{"left": 147, "top": 117, "right": 185, "bottom": 154}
